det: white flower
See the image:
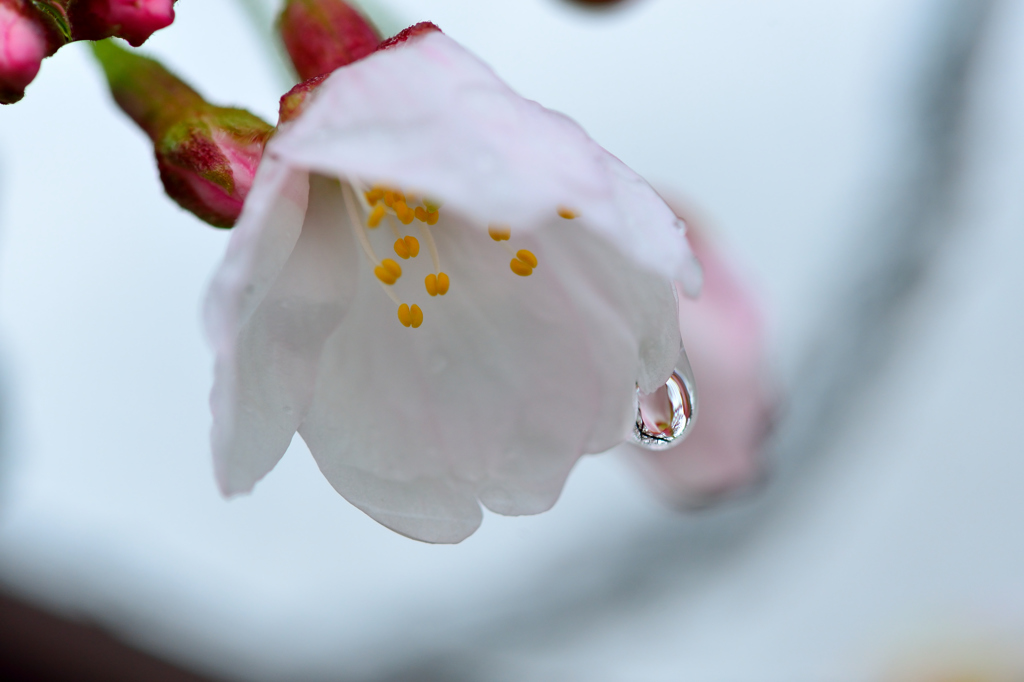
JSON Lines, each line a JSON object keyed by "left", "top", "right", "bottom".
{"left": 204, "top": 28, "right": 702, "bottom": 543}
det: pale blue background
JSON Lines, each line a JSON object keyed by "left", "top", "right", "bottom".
{"left": 0, "top": 0, "right": 1021, "bottom": 679}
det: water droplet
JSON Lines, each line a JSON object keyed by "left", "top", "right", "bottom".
{"left": 631, "top": 350, "right": 698, "bottom": 450}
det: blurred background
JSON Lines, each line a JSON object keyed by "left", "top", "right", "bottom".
{"left": 0, "top": 0, "right": 1022, "bottom": 679}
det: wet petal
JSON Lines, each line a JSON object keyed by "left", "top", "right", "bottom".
{"left": 207, "top": 172, "right": 357, "bottom": 495}
{"left": 271, "top": 30, "right": 701, "bottom": 290}
{"left": 631, "top": 230, "right": 772, "bottom": 506}
{"left": 297, "top": 210, "right": 675, "bottom": 542}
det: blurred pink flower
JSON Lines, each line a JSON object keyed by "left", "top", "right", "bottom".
{"left": 204, "top": 26, "right": 702, "bottom": 543}
{"left": 0, "top": 0, "right": 47, "bottom": 104}
{"left": 630, "top": 218, "right": 772, "bottom": 507}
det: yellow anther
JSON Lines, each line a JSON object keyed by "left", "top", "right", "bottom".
{"left": 557, "top": 206, "right": 577, "bottom": 219}
{"left": 367, "top": 204, "right": 386, "bottom": 228}
{"left": 397, "top": 304, "right": 412, "bottom": 327}
{"left": 374, "top": 259, "right": 401, "bottom": 285}
{"left": 409, "top": 304, "right": 423, "bottom": 328}
{"left": 414, "top": 206, "right": 428, "bottom": 222}
{"left": 394, "top": 238, "right": 410, "bottom": 259}
{"left": 488, "top": 224, "right": 511, "bottom": 241}
{"left": 365, "top": 188, "right": 383, "bottom": 205}
{"left": 516, "top": 249, "right": 538, "bottom": 268}
{"left": 375, "top": 265, "right": 397, "bottom": 285}
{"left": 394, "top": 235, "right": 420, "bottom": 259}
{"left": 382, "top": 258, "right": 401, "bottom": 278}
{"left": 383, "top": 190, "right": 396, "bottom": 208}
{"left": 510, "top": 258, "right": 533, "bottom": 277}
{"left": 426, "top": 210, "right": 439, "bottom": 225}
{"left": 404, "top": 235, "right": 420, "bottom": 257}
{"left": 424, "top": 272, "right": 449, "bottom": 296}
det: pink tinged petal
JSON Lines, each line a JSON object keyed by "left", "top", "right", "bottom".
{"left": 270, "top": 30, "right": 701, "bottom": 289}
{"left": 631, "top": 229, "right": 773, "bottom": 506}
{"left": 207, "top": 170, "right": 357, "bottom": 496}
{"left": 0, "top": 3, "right": 47, "bottom": 104}
{"left": 298, "top": 210, "right": 673, "bottom": 543}
{"left": 211, "top": 30, "right": 694, "bottom": 542}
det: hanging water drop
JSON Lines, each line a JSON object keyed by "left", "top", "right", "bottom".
{"left": 631, "top": 351, "right": 698, "bottom": 450}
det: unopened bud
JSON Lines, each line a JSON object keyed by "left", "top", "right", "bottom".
{"left": 0, "top": 0, "right": 49, "bottom": 103}
{"left": 92, "top": 40, "right": 272, "bottom": 228}
{"left": 277, "top": 0, "right": 380, "bottom": 81}
{"left": 71, "top": 0, "right": 175, "bottom": 47}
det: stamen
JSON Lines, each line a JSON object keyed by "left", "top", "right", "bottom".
{"left": 398, "top": 303, "right": 423, "bottom": 328}
{"left": 557, "top": 206, "right": 578, "bottom": 220}
{"left": 404, "top": 236, "right": 420, "bottom": 257}
{"left": 516, "top": 249, "right": 538, "bottom": 268}
{"left": 510, "top": 258, "right": 533, "bottom": 277}
{"left": 341, "top": 182, "right": 403, "bottom": 306}
{"left": 414, "top": 206, "right": 428, "bottom": 222}
{"left": 394, "top": 238, "right": 410, "bottom": 259}
{"left": 424, "top": 272, "right": 450, "bottom": 297}
{"left": 418, "top": 223, "right": 442, "bottom": 274}
{"left": 397, "top": 304, "right": 412, "bottom": 327}
{"left": 488, "top": 224, "right": 511, "bottom": 241}
{"left": 342, "top": 184, "right": 382, "bottom": 266}
{"left": 394, "top": 198, "right": 414, "bottom": 225}
{"left": 367, "top": 204, "right": 386, "bottom": 228}
{"left": 374, "top": 258, "right": 402, "bottom": 284}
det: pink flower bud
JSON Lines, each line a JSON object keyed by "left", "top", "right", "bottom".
{"left": 278, "top": 0, "right": 380, "bottom": 81}
{"left": 70, "top": 0, "right": 176, "bottom": 47}
{"left": 0, "top": 0, "right": 48, "bottom": 104}
{"left": 92, "top": 40, "right": 272, "bottom": 227}
{"left": 155, "top": 114, "right": 269, "bottom": 228}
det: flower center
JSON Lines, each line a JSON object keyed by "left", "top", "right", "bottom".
{"left": 341, "top": 179, "right": 575, "bottom": 328}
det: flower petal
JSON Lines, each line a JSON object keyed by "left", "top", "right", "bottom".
{"left": 298, "top": 209, "right": 679, "bottom": 542}
{"left": 271, "top": 30, "right": 701, "bottom": 289}
{"left": 207, "top": 172, "right": 357, "bottom": 495}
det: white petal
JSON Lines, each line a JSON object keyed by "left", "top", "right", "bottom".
{"left": 207, "top": 174, "right": 357, "bottom": 495}
{"left": 298, "top": 209, "right": 678, "bottom": 542}
{"left": 271, "top": 31, "right": 701, "bottom": 289}
{"left": 204, "top": 157, "right": 308, "bottom": 346}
